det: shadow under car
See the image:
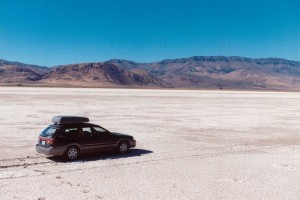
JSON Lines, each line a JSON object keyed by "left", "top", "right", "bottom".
{"left": 47, "top": 148, "right": 153, "bottom": 163}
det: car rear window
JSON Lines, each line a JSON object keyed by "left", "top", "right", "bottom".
{"left": 40, "top": 127, "right": 59, "bottom": 138}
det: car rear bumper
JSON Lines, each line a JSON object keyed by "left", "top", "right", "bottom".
{"left": 36, "top": 144, "right": 65, "bottom": 156}
{"left": 130, "top": 140, "right": 136, "bottom": 148}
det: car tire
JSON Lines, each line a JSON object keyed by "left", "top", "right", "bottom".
{"left": 117, "top": 141, "right": 129, "bottom": 154}
{"left": 64, "top": 146, "right": 79, "bottom": 161}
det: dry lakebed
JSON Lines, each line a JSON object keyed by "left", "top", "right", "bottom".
{"left": 0, "top": 87, "right": 299, "bottom": 199}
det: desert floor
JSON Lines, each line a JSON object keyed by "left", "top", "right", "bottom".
{"left": 0, "top": 87, "right": 299, "bottom": 200}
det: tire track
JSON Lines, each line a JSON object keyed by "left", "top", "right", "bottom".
{"left": 0, "top": 156, "right": 54, "bottom": 169}
{"left": 0, "top": 144, "right": 295, "bottom": 180}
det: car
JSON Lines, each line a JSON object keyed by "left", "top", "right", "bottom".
{"left": 36, "top": 116, "right": 136, "bottom": 160}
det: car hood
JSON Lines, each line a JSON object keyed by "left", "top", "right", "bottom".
{"left": 111, "top": 132, "right": 133, "bottom": 139}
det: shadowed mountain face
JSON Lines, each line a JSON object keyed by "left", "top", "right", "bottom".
{"left": 1, "top": 56, "right": 300, "bottom": 90}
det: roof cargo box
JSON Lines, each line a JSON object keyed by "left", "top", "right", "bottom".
{"left": 52, "top": 116, "right": 89, "bottom": 124}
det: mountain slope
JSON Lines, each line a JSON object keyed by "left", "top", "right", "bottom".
{"left": 0, "top": 59, "right": 50, "bottom": 83}
{"left": 40, "top": 62, "right": 170, "bottom": 87}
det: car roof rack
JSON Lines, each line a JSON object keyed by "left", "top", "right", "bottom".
{"left": 52, "top": 116, "right": 89, "bottom": 124}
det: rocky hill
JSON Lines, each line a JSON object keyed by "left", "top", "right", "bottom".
{"left": 0, "top": 59, "right": 50, "bottom": 83}
{"left": 40, "top": 62, "right": 170, "bottom": 87}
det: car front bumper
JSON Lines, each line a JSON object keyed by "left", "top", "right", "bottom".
{"left": 130, "top": 140, "right": 136, "bottom": 148}
{"left": 36, "top": 144, "right": 65, "bottom": 156}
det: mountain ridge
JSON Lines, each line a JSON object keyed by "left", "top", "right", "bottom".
{"left": 1, "top": 56, "right": 300, "bottom": 90}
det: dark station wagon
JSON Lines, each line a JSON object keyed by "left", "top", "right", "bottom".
{"left": 36, "top": 116, "right": 136, "bottom": 160}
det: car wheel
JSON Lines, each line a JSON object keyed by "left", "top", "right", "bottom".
{"left": 118, "top": 141, "right": 129, "bottom": 154}
{"left": 64, "top": 146, "right": 79, "bottom": 160}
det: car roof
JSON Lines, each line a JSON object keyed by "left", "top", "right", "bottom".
{"left": 50, "top": 122, "right": 101, "bottom": 128}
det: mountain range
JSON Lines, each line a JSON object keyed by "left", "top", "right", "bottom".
{"left": 1, "top": 56, "right": 300, "bottom": 90}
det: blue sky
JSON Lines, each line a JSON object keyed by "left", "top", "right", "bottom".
{"left": 0, "top": 0, "right": 299, "bottom": 66}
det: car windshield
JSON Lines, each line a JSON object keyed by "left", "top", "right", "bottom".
{"left": 40, "top": 127, "right": 59, "bottom": 138}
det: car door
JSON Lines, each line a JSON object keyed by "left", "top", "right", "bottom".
{"left": 91, "top": 126, "right": 118, "bottom": 151}
{"left": 78, "top": 126, "right": 97, "bottom": 153}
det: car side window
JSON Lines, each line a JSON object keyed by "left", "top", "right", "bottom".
{"left": 93, "top": 126, "right": 106, "bottom": 132}
{"left": 81, "top": 127, "right": 92, "bottom": 137}
{"left": 60, "top": 128, "right": 78, "bottom": 138}
{"left": 92, "top": 126, "right": 107, "bottom": 137}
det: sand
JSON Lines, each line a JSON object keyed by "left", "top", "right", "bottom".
{"left": 0, "top": 87, "right": 299, "bottom": 199}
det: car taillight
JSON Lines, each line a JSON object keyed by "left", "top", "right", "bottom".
{"left": 47, "top": 138, "right": 56, "bottom": 145}
{"left": 39, "top": 137, "right": 56, "bottom": 145}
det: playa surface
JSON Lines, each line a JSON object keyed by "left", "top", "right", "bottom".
{"left": 0, "top": 87, "right": 299, "bottom": 199}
